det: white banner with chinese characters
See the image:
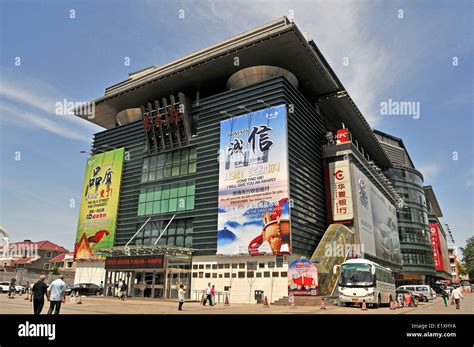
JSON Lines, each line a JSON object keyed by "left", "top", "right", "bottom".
{"left": 328, "top": 160, "right": 354, "bottom": 221}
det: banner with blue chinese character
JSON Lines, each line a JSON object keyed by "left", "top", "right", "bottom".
{"left": 217, "top": 104, "right": 291, "bottom": 256}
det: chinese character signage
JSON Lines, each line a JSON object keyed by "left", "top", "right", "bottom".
{"left": 327, "top": 160, "right": 354, "bottom": 221}
{"left": 288, "top": 258, "right": 318, "bottom": 296}
{"left": 105, "top": 255, "right": 164, "bottom": 270}
{"left": 217, "top": 104, "right": 291, "bottom": 256}
{"left": 430, "top": 224, "right": 444, "bottom": 271}
{"left": 74, "top": 148, "right": 125, "bottom": 260}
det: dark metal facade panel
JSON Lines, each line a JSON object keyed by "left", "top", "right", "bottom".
{"left": 90, "top": 76, "right": 327, "bottom": 258}
{"left": 192, "top": 77, "right": 327, "bottom": 257}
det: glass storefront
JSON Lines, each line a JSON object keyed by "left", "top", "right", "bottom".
{"left": 104, "top": 254, "right": 191, "bottom": 300}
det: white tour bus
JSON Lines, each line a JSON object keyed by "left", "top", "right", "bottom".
{"left": 334, "top": 259, "right": 396, "bottom": 308}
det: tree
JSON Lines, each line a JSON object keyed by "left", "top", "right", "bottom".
{"left": 460, "top": 236, "right": 474, "bottom": 281}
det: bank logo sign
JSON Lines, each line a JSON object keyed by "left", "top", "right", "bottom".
{"left": 74, "top": 148, "right": 125, "bottom": 260}
{"left": 217, "top": 104, "right": 291, "bottom": 256}
{"left": 328, "top": 160, "right": 354, "bottom": 221}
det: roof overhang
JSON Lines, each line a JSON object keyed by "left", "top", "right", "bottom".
{"left": 424, "top": 185, "right": 443, "bottom": 217}
{"left": 75, "top": 16, "right": 392, "bottom": 169}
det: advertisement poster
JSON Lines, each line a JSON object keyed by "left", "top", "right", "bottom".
{"left": 288, "top": 258, "right": 318, "bottom": 296}
{"left": 430, "top": 224, "right": 450, "bottom": 272}
{"left": 352, "top": 164, "right": 402, "bottom": 267}
{"left": 217, "top": 104, "right": 291, "bottom": 256}
{"left": 74, "top": 148, "right": 125, "bottom": 260}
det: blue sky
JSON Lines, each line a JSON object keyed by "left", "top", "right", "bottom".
{"left": 0, "top": 0, "right": 472, "bottom": 254}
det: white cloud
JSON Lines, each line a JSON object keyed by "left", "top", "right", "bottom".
{"left": 417, "top": 163, "right": 442, "bottom": 182}
{"left": 0, "top": 103, "right": 90, "bottom": 142}
{"left": 0, "top": 72, "right": 101, "bottom": 141}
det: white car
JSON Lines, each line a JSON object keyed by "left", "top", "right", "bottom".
{"left": 0, "top": 281, "right": 11, "bottom": 293}
{"left": 15, "top": 285, "right": 26, "bottom": 293}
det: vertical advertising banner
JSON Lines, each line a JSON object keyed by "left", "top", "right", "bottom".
{"left": 430, "top": 224, "right": 444, "bottom": 271}
{"left": 74, "top": 148, "right": 125, "bottom": 260}
{"left": 217, "top": 104, "right": 291, "bottom": 256}
{"left": 352, "top": 164, "right": 402, "bottom": 267}
{"left": 288, "top": 259, "right": 318, "bottom": 296}
{"left": 327, "top": 160, "right": 354, "bottom": 222}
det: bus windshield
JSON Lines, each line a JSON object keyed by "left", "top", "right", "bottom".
{"left": 339, "top": 263, "right": 374, "bottom": 287}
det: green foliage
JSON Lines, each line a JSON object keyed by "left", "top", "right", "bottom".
{"left": 460, "top": 236, "right": 474, "bottom": 280}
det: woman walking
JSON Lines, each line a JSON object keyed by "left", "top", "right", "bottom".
{"left": 178, "top": 284, "right": 186, "bottom": 311}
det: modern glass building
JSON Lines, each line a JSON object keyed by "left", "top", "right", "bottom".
{"left": 74, "top": 18, "right": 397, "bottom": 303}
{"left": 374, "top": 130, "right": 436, "bottom": 285}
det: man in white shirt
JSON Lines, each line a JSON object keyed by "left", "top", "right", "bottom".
{"left": 47, "top": 275, "right": 67, "bottom": 315}
{"left": 203, "top": 282, "right": 213, "bottom": 306}
{"left": 450, "top": 287, "right": 464, "bottom": 310}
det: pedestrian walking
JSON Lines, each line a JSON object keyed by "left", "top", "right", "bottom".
{"left": 450, "top": 286, "right": 464, "bottom": 310}
{"left": 119, "top": 281, "right": 127, "bottom": 301}
{"left": 441, "top": 288, "right": 449, "bottom": 307}
{"left": 178, "top": 284, "right": 185, "bottom": 311}
{"left": 47, "top": 275, "right": 67, "bottom": 315}
{"left": 30, "top": 275, "right": 48, "bottom": 315}
{"left": 8, "top": 278, "right": 16, "bottom": 299}
{"left": 211, "top": 284, "right": 216, "bottom": 306}
{"left": 202, "top": 282, "right": 213, "bottom": 306}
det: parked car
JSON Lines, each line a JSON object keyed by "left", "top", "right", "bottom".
{"left": 430, "top": 287, "right": 437, "bottom": 299}
{"left": 396, "top": 289, "right": 418, "bottom": 307}
{"left": 66, "top": 283, "right": 102, "bottom": 296}
{"left": 0, "top": 281, "right": 10, "bottom": 293}
{"left": 397, "top": 285, "right": 433, "bottom": 301}
{"left": 14, "top": 285, "right": 25, "bottom": 294}
{"left": 0, "top": 282, "right": 24, "bottom": 294}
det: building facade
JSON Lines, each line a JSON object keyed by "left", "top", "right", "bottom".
{"left": 374, "top": 130, "right": 436, "bottom": 285}
{"left": 74, "top": 18, "right": 401, "bottom": 303}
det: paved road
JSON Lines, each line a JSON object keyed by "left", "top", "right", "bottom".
{"left": 0, "top": 292, "right": 472, "bottom": 314}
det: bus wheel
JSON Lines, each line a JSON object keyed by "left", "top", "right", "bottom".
{"left": 374, "top": 295, "right": 381, "bottom": 308}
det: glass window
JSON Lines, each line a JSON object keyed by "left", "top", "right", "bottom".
{"left": 164, "top": 166, "right": 172, "bottom": 177}
{"left": 161, "top": 199, "right": 169, "bottom": 213}
{"left": 170, "top": 183, "right": 178, "bottom": 198}
{"left": 161, "top": 185, "right": 170, "bottom": 199}
{"left": 153, "top": 186, "right": 162, "bottom": 200}
{"left": 175, "top": 236, "right": 184, "bottom": 247}
{"left": 139, "top": 192, "right": 146, "bottom": 203}
{"left": 178, "top": 181, "right": 187, "bottom": 197}
{"left": 172, "top": 164, "right": 180, "bottom": 176}
{"left": 189, "top": 148, "right": 197, "bottom": 160}
{"left": 186, "top": 181, "right": 195, "bottom": 196}
{"left": 150, "top": 156, "right": 157, "bottom": 168}
{"left": 185, "top": 197, "right": 194, "bottom": 210}
{"left": 146, "top": 188, "right": 155, "bottom": 202}
{"left": 181, "top": 148, "right": 189, "bottom": 161}
{"left": 185, "top": 235, "right": 192, "bottom": 248}
{"left": 173, "top": 151, "right": 181, "bottom": 163}
{"left": 157, "top": 154, "right": 165, "bottom": 167}
{"left": 177, "top": 198, "right": 186, "bottom": 211}
{"left": 169, "top": 198, "right": 177, "bottom": 212}
{"left": 138, "top": 203, "right": 145, "bottom": 216}
{"left": 189, "top": 161, "right": 196, "bottom": 173}
{"left": 152, "top": 201, "right": 161, "bottom": 214}
{"left": 148, "top": 170, "right": 156, "bottom": 181}
{"left": 177, "top": 221, "right": 185, "bottom": 235}
{"left": 145, "top": 202, "right": 153, "bottom": 215}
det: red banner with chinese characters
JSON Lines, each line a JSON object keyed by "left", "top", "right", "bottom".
{"left": 430, "top": 224, "right": 443, "bottom": 271}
